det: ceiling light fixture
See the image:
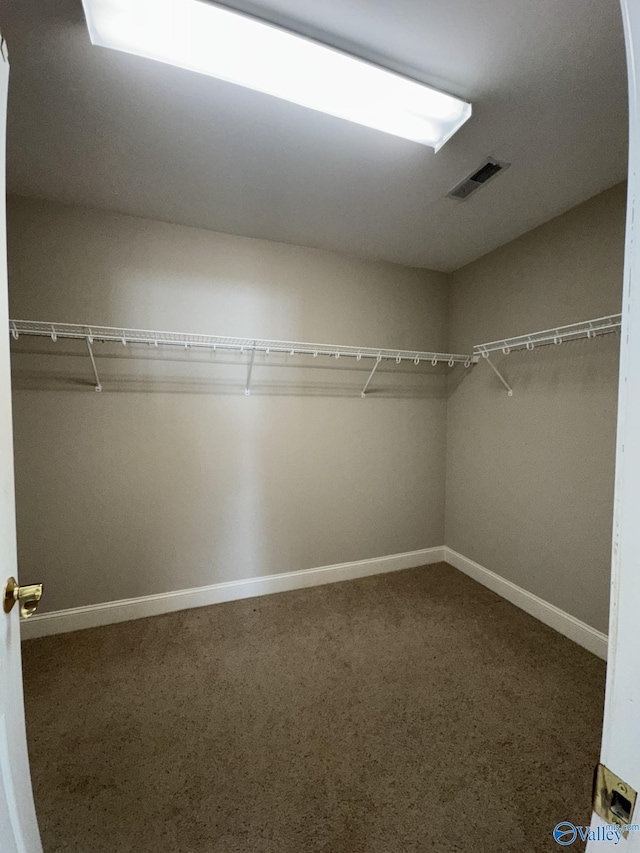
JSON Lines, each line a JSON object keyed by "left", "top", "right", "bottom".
{"left": 80, "top": 0, "right": 471, "bottom": 150}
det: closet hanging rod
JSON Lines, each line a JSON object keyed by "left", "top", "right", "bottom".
{"left": 473, "top": 313, "right": 621, "bottom": 357}
{"left": 9, "top": 320, "right": 478, "bottom": 366}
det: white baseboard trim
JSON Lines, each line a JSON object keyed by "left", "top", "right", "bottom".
{"left": 20, "top": 547, "right": 446, "bottom": 640}
{"left": 21, "top": 545, "right": 609, "bottom": 659}
{"left": 443, "top": 546, "right": 608, "bottom": 660}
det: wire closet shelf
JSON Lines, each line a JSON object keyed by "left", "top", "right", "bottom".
{"left": 9, "top": 320, "right": 479, "bottom": 397}
{"left": 472, "top": 313, "right": 622, "bottom": 396}
{"left": 473, "top": 314, "right": 622, "bottom": 357}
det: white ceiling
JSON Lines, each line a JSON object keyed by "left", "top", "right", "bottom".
{"left": 1, "top": 0, "right": 629, "bottom": 271}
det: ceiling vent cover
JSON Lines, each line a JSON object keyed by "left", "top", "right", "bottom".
{"left": 447, "top": 156, "right": 511, "bottom": 201}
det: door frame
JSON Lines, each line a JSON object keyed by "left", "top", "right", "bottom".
{"left": 586, "top": 0, "right": 640, "bottom": 849}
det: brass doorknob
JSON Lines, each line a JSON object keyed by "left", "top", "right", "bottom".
{"left": 3, "top": 577, "right": 43, "bottom": 619}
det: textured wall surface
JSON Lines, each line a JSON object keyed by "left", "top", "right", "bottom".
{"left": 446, "top": 183, "right": 626, "bottom": 633}
{"left": 8, "top": 185, "right": 625, "bottom": 631}
{"left": 8, "top": 196, "right": 449, "bottom": 613}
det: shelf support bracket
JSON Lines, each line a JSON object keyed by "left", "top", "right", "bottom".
{"left": 361, "top": 358, "right": 381, "bottom": 398}
{"left": 245, "top": 344, "right": 256, "bottom": 396}
{"left": 483, "top": 355, "right": 513, "bottom": 396}
{"left": 86, "top": 338, "right": 102, "bottom": 392}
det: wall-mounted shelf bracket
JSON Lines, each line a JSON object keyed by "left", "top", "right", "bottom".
{"left": 85, "top": 337, "right": 102, "bottom": 392}
{"left": 482, "top": 354, "right": 513, "bottom": 396}
{"left": 361, "top": 357, "right": 381, "bottom": 397}
{"left": 245, "top": 344, "right": 256, "bottom": 396}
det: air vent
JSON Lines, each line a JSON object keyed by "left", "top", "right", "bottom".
{"left": 447, "top": 157, "right": 511, "bottom": 201}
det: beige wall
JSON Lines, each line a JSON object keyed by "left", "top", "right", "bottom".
{"left": 7, "top": 196, "right": 449, "bottom": 613}
{"left": 8, "top": 185, "right": 625, "bottom": 633}
{"left": 446, "top": 182, "right": 626, "bottom": 634}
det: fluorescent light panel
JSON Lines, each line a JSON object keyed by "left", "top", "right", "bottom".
{"left": 81, "top": 0, "right": 471, "bottom": 149}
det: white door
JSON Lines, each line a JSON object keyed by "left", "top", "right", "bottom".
{"left": 0, "top": 35, "right": 43, "bottom": 853}
{"left": 586, "top": 0, "right": 640, "bottom": 849}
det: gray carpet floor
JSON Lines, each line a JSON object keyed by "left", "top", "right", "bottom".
{"left": 22, "top": 562, "right": 605, "bottom": 853}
